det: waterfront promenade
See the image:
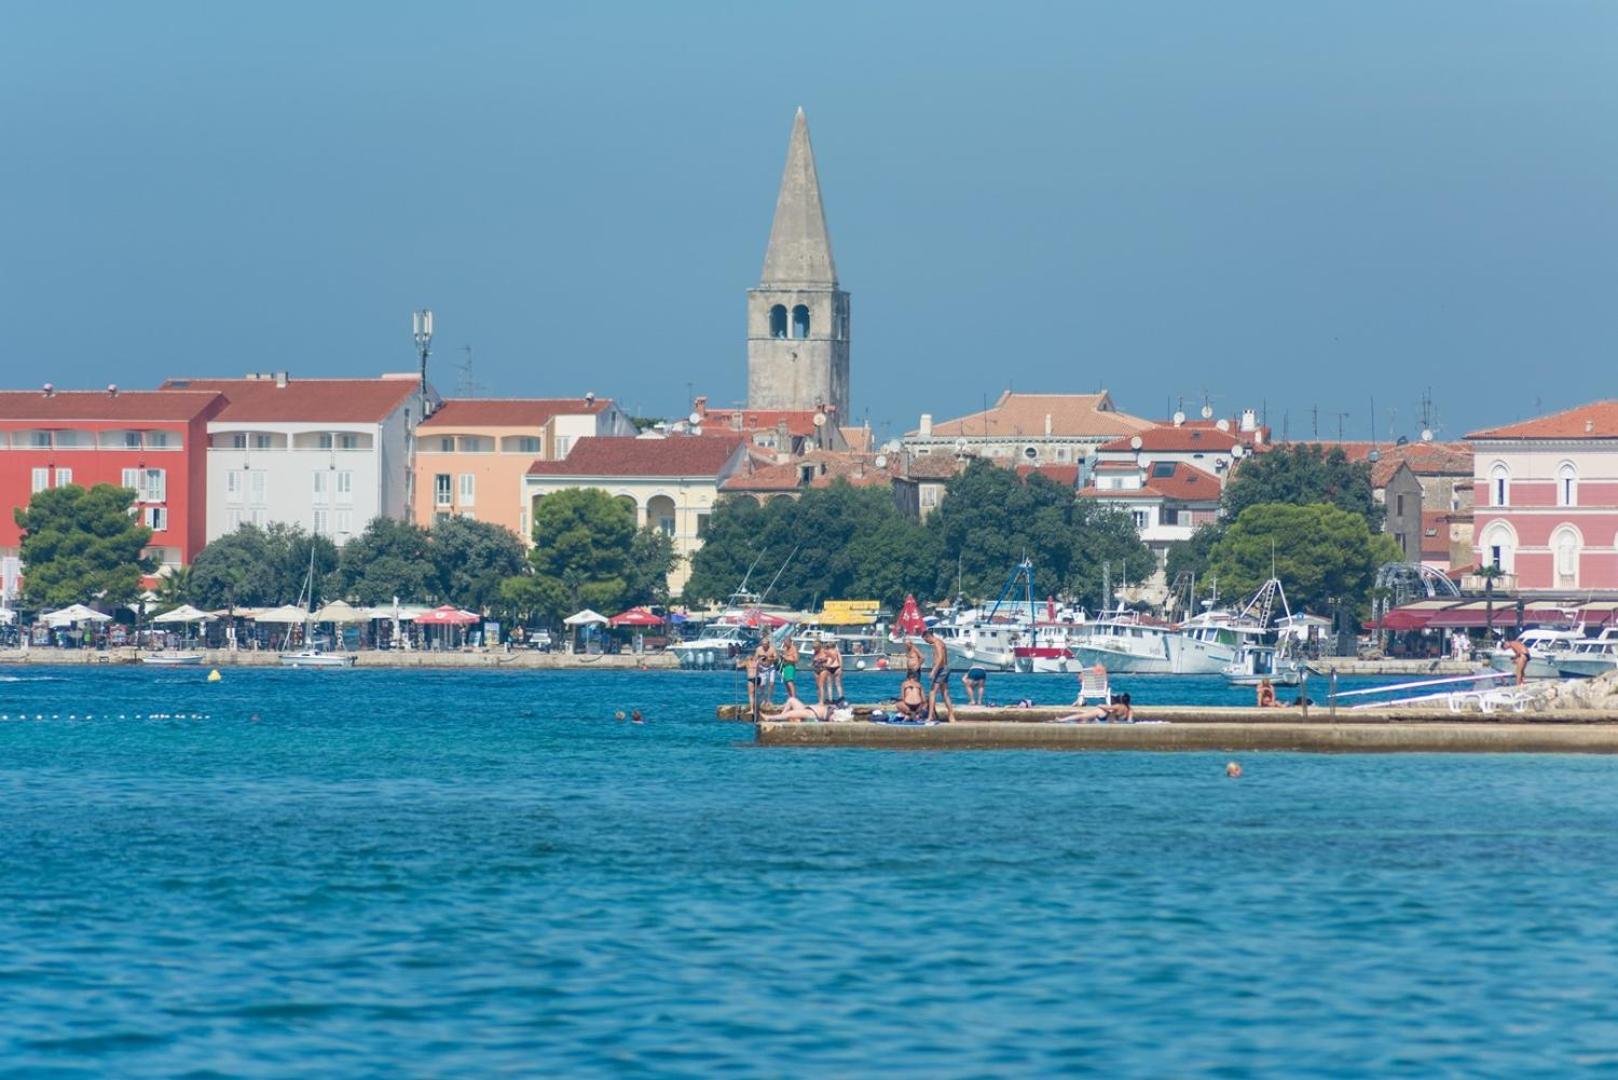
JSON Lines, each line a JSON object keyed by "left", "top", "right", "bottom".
{"left": 0, "top": 648, "right": 678, "bottom": 669}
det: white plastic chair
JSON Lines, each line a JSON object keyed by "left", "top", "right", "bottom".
{"left": 1078, "top": 666, "right": 1112, "bottom": 705}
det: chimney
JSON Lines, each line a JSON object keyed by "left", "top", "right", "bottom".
{"left": 1240, "top": 409, "right": 1257, "bottom": 432}
{"left": 1044, "top": 413, "right": 1053, "bottom": 436}
{"left": 693, "top": 395, "right": 707, "bottom": 417}
{"left": 919, "top": 413, "right": 933, "bottom": 438}
{"left": 274, "top": 371, "right": 288, "bottom": 389}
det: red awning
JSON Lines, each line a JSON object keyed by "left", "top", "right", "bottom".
{"left": 1377, "top": 607, "right": 1445, "bottom": 631}
{"left": 416, "top": 604, "right": 480, "bottom": 626}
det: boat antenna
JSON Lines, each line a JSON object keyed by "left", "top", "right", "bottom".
{"left": 737, "top": 547, "right": 769, "bottom": 592}
{"left": 758, "top": 544, "right": 800, "bottom": 605}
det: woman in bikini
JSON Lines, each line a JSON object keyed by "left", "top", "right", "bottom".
{"left": 897, "top": 675, "right": 928, "bottom": 719}
{"left": 823, "top": 640, "right": 844, "bottom": 704}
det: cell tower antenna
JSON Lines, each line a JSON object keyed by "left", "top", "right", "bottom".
{"left": 455, "top": 346, "right": 484, "bottom": 398}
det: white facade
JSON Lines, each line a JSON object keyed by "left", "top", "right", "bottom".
{"left": 203, "top": 410, "right": 415, "bottom": 544}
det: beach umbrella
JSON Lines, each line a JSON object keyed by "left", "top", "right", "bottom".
{"left": 609, "top": 607, "right": 664, "bottom": 628}
{"left": 152, "top": 604, "right": 213, "bottom": 624}
{"left": 0, "top": 608, "right": 15, "bottom": 625}
{"left": 43, "top": 604, "right": 112, "bottom": 626}
{"left": 740, "top": 608, "right": 787, "bottom": 629}
{"left": 415, "top": 605, "right": 480, "bottom": 626}
{"left": 253, "top": 604, "right": 310, "bottom": 624}
{"left": 563, "top": 609, "right": 610, "bottom": 626}
{"left": 313, "top": 600, "right": 367, "bottom": 623}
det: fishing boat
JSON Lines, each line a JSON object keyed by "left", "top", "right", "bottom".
{"left": 1070, "top": 608, "right": 1175, "bottom": 673}
{"left": 1223, "top": 638, "right": 1302, "bottom": 686}
{"left": 937, "top": 560, "right": 1043, "bottom": 673}
{"left": 140, "top": 651, "right": 206, "bottom": 667}
{"left": 1555, "top": 629, "right": 1618, "bottom": 679}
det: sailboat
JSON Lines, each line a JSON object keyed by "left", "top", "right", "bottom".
{"left": 279, "top": 542, "right": 355, "bottom": 669}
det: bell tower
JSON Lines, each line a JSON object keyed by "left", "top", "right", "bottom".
{"left": 747, "top": 108, "right": 850, "bottom": 420}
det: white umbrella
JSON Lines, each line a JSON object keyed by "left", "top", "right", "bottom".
{"left": 152, "top": 604, "right": 214, "bottom": 624}
{"left": 44, "top": 604, "right": 112, "bottom": 626}
{"left": 563, "top": 609, "right": 610, "bottom": 626}
{"left": 313, "top": 600, "right": 367, "bottom": 623}
{"left": 0, "top": 608, "right": 14, "bottom": 625}
{"left": 253, "top": 604, "right": 310, "bottom": 624}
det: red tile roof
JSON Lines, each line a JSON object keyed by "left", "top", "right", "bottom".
{"left": 722, "top": 460, "right": 804, "bottom": 492}
{"left": 916, "top": 391, "right": 1154, "bottom": 439}
{"left": 162, "top": 377, "right": 418, "bottom": 423}
{"left": 1014, "top": 463, "right": 1080, "bottom": 487}
{"left": 1466, "top": 401, "right": 1618, "bottom": 441}
{"left": 527, "top": 436, "right": 745, "bottom": 478}
{"left": 695, "top": 408, "right": 826, "bottom": 439}
{"left": 0, "top": 390, "right": 225, "bottom": 423}
{"left": 419, "top": 397, "right": 610, "bottom": 429}
{"left": 1098, "top": 426, "right": 1240, "bottom": 453}
{"left": 1080, "top": 462, "right": 1222, "bottom": 502}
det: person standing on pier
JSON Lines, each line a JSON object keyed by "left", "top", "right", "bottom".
{"left": 903, "top": 639, "right": 923, "bottom": 682}
{"left": 738, "top": 651, "right": 764, "bottom": 723}
{"left": 1505, "top": 637, "right": 1530, "bottom": 686}
{"left": 823, "top": 638, "right": 845, "bottom": 705}
{"left": 921, "top": 628, "right": 954, "bottom": 722}
{"left": 755, "top": 638, "right": 779, "bottom": 705}
{"left": 780, "top": 635, "right": 800, "bottom": 701}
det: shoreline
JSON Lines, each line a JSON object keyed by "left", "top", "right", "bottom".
{"left": 0, "top": 648, "right": 679, "bottom": 670}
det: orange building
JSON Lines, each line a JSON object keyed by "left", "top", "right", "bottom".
{"left": 414, "top": 397, "right": 636, "bottom": 539}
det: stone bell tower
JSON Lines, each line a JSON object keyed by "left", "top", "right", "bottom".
{"left": 746, "top": 108, "right": 850, "bottom": 420}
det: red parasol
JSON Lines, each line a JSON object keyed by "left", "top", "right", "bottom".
{"left": 893, "top": 594, "right": 928, "bottom": 637}
{"left": 609, "top": 607, "right": 664, "bottom": 628}
{"left": 415, "top": 604, "right": 480, "bottom": 626}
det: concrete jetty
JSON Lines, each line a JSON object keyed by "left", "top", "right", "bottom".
{"left": 0, "top": 648, "right": 677, "bottom": 670}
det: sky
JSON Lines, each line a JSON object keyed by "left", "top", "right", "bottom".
{"left": 2, "top": 2, "right": 1614, "bottom": 444}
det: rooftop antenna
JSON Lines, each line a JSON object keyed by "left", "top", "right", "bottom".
{"left": 454, "top": 346, "right": 484, "bottom": 398}
{"left": 411, "top": 308, "right": 433, "bottom": 405}
{"left": 1311, "top": 404, "right": 1319, "bottom": 439}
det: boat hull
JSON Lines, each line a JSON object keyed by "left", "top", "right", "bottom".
{"left": 1487, "top": 653, "right": 1565, "bottom": 681}
{"left": 1164, "top": 634, "right": 1239, "bottom": 675}
{"left": 140, "top": 653, "right": 206, "bottom": 667}
{"left": 279, "top": 652, "right": 356, "bottom": 669}
{"left": 1070, "top": 644, "right": 1174, "bottom": 675}
{"left": 1556, "top": 658, "right": 1618, "bottom": 679}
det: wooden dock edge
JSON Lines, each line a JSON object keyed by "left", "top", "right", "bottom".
{"left": 754, "top": 720, "right": 1618, "bottom": 753}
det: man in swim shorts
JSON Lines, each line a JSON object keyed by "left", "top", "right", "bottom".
{"left": 921, "top": 628, "right": 953, "bottom": 722}
{"left": 780, "top": 635, "right": 800, "bottom": 700}
{"left": 961, "top": 665, "right": 987, "bottom": 705}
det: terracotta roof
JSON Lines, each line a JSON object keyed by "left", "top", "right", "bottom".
{"left": 1098, "top": 426, "right": 1240, "bottom": 454}
{"left": 900, "top": 454, "right": 965, "bottom": 480}
{"left": 419, "top": 397, "right": 610, "bottom": 429}
{"left": 1466, "top": 401, "right": 1618, "bottom": 441}
{"left": 914, "top": 391, "right": 1154, "bottom": 440}
{"left": 0, "top": 390, "right": 224, "bottom": 423}
{"left": 1080, "top": 462, "right": 1221, "bottom": 502}
{"left": 722, "top": 460, "right": 804, "bottom": 492}
{"left": 840, "top": 426, "right": 874, "bottom": 453}
{"left": 1421, "top": 510, "right": 1451, "bottom": 560}
{"left": 695, "top": 408, "right": 825, "bottom": 439}
{"left": 1014, "top": 464, "right": 1080, "bottom": 487}
{"left": 162, "top": 377, "right": 418, "bottom": 423}
{"left": 1330, "top": 440, "right": 1474, "bottom": 487}
{"left": 526, "top": 436, "right": 745, "bottom": 478}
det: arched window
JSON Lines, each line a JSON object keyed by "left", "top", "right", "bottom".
{"left": 769, "top": 305, "right": 788, "bottom": 339}
{"left": 1490, "top": 462, "right": 1510, "bottom": 507}
{"left": 1552, "top": 526, "right": 1581, "bottom": 588}
{"left": 791, "top": 304, "right": 810, "bottom": 339}
{"left": 1480, "top": 522, "right": 1516, "bottom": 573}
{"left": 1558, "top": 462, "right": 1578, "bottom": 507}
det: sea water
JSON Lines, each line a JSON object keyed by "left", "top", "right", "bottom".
{"left": 2, "top": 666, "right": 1617, "bottom": 1077}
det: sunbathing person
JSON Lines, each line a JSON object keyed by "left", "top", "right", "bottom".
{"left": 1056, "top": 692, "right": 1133, "bottom": 723}
{"left": 774, "top": 694, "right": 832, "bottom": 723}
{"left": 896, "top": 675, "right": 928, "bottom": 719}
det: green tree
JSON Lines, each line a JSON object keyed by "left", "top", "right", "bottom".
{"left": 625, "top": 526, "right": 679, "bottom": 608}
{"left": 1066, "top": 500, "right": 1156, "bottom": 610}
{"left": 528, "top": 488, "right": 638, "bottom": 616}
{"left": 430, "top": 516, "right": 528, "bottom": 612}
{"left": 14, "top": 483, "right": 155, "bottom": 608}
{"left": 683, "top": 495, "right": 771, "bottom": 605}
{"left": 1222, "top": 444, "right": 1383, "bottom": 530}
{"left": 190, "top": 523, "right": 338, "bottom": 609}
{"left": 925, "top": 461, "right": 1077, "bottom": 602}
{"left": 495, "top": 575, "right": 551, "bottom": 624}
{"left": 339, "top": 518, "right": 435, "bottom": 604}
{"left": 155, "top": 566, "right": 195, "bottom": 609}
{"left": 1164, "top": 522, "right": 1225, "bottom": 587}
{"left": 1206, "top": 502, "right": 1400, "bottom": 615}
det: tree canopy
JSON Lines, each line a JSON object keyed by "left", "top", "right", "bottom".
{"left": 1221, "top": 444, "right": 1383, "bottom": 530}
{"left": 189, "top": 523, "right": 339, "bottom": 609}
{"left": 429, "top": 516, "right": 527, "bottom": 612}
{"left": 1206, "top": 502, "right": 1402, "bottom": 615}
{"left": 14, "top": 483, "right": 155, "bottom": 608}
{"left": 338, "top": 518, "right": 435, "bottom": 605}
{"left": 525, "top": 488, "right": 643, "bottom": 616}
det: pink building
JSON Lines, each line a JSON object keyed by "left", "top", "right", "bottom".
{"left": 1467, "top": 402, "right": 1618, "bottom": 593}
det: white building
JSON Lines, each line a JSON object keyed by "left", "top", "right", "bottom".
{"left": 162, "top": 373, "right": 435, "bottom": 545}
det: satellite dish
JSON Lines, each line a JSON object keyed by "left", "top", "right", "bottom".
{"left": 688, "top": 412, "right": 701, "bottom": 426}
{"left": 1200, "top": 404, "right": 1214, "bottom": 420}
{"left": 1421, "top": 428, "right": 1434, "bottom": 442}
{"left": 1231, "top": 444, "right": 1245, "bottom": 458}
{"left": 1129, "top": 435, "right": 1143, "bottom": 450}
{"left": 874, "top": 454, "right": 889, "bottom": 469}
{"left": 882, "top": 439, "right": 902, "bottom": 453}
{"left": 1172, "top": 410, "right": 1186, "bottom": 426}
{"left": 1396, "top": 435, "right": 1409, "bottom": 446}
{"left": 1368, "top": 449, "right": 1380, "bottom": 463}
{"left": 954, "top": 438, "right": 968, "bottom": 452}
{"left": 812, "top": 412, "right": 827, "bottom": 427}
{"left": 1215, "top": 418, "right": 1231, "bottom": 432}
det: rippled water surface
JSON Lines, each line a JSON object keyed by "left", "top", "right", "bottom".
{"left": 3, "top": 665, "right": 1618, "bottom": 1077}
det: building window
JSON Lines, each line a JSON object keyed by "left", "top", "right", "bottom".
{"left": 147, "top": 432, "right": 169, "bottom": 449}
{"left": 1554, "top": 528, "right": 1580, "bottom": 588}
{"left": 515, "top": 436, "right": 540, "bottom": 454}
{"left": 459, "top": 474, "right": 475, "bottom": 506}
{"left": 555, "top": 436, "right": 572, "bottom": 458}
{"left": 252, "top": 434, "right": 272, "bottom": 450}
{"left": 439, "top": 437, "right": 455, "bottom": 453}
{"left": 122, "top": 467, "right": 140, "bottom": 491}
{"left": 336, "top": 470, "right": 353, "bottom": 503}
{"left": 318, "top": 434, "right": 334, "bottom": 450}
{"left": 1132, "top": 510, "right": 1148, "bottom": 529}
{"left": 769, "top": 304, "right": 788, "bottom": 338}
{"left": 226, "top": 508, "right": 243, "bottom": 531}
{"left": 226, "top": 470, "right": 244, "bottom": 504}
{"left": 231, "top": 433, "right": 248, "bottom": 449}
{"left": 338, "top": 434, "right": 358, "bottom": 450}
{"left": 313, "top": 509, "right": 328, "bottom": 535}
{"left": 142, "top": 468, "right": 166, "bottom": 503}
{"left": 791, "top": 304, "right": 810, "bottom": 338}
{"left": 30, "top": 432, "right": 51, "bottom": 448}
{"left": 336, "top": 510, "right": 352, "bottom": 536}
{"left": 143, "top": 506, "right": 168, "bottom": 532}
{"left": 1491, "top": 463, "right": 1510, "bottom": 507}
{"left": 1559, "top": 463, "right": 1577, "bottom": 507}
{"left": 250, "top": 508, "right": 266, "bottom": 526}
{"left": 435, "top": 474, "right": 452, "bottom": 507}
{"left": 249, "top": 471, "right": 267, "bottom": 505}
{"left": 55, "top": 468, "right": 72, "bottom": 487}
{"left": 921, "top": 486, "right": 939, "bottom": 508}
{"left": 696, "top": 513, "right": 710, "bottom": 538}
{"left": 1162, "top": 508, "right": 1179, "bottom": 526}
{"left": 312, "top": 470, "right": 328, "bottom": 503}
{"left": 124, "top": 432, "right": 143, "bottom": 449}
{"left": 1395, "top": 494, "right": 1405, "bottom": 516}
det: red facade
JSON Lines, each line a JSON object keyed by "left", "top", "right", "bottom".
{"left": 0, "top": 389, "right": 225, "bottom": 566}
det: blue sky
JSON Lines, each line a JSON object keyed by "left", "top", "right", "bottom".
{"left": 2, "top": 2, "right": 1613, "bottom": 442}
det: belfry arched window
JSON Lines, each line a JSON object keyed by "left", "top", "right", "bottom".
{"left": 1490, "top": 462, "right": 1510, "bottom": 507}
{"left": 791, "top": 304, "right": 810, "bottom": 339}
{"left": 769, "top": 305, "right": 788, "bottom": 339}
{"left": 1558, "top": 462, "right": 1578, "bottom": 507}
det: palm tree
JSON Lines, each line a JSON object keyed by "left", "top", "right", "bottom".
{"left": 155, "top": 566, "right": 194, "bottom": 612}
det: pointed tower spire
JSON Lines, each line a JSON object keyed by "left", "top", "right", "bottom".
{"left": 760, "top": 107, "right": 838, "bottom": 288}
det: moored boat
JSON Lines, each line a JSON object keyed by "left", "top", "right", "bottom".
{"left": 1555, "top": 629, "right": 1618, "bottom": 679}
{"left": 141, "top": 652, "right": 206, "bottom": 667}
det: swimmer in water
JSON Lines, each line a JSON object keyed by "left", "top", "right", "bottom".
{"left": 631, "top": 710, "right": 644, "bottom": 724}
{"left": 1226, "top": 761, "right": 1243, "bottom": 779}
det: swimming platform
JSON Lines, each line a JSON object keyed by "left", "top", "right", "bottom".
{"left": 719, "top": 703, "right": 1618, "bottom": 753}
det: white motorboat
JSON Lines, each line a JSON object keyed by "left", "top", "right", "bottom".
{"left": 141, "top": 652, "right": 206, "bottom": 667}
{"left": 1555, "top": 629, "right": 1618, "bottom": 679}
{"left": 1489, "top": 625, "right": 1587, "bottom": 680}
{"left": 941, "top": 620, "right": 1027, "bottom": 672}
{"left": 670, "top": 623, "right": 756, "bottom": 670}
{"left": 1165, "top": 610, "right": 1245, "bottom": 675}
{"left": 1070, "top": 611, "right": 1175, "bottom": 674}
{"left": 1223, "top": 639, "right": 1302, "bottom": 686}
{"left": 279, "top": 649, "right": 356, "bottom": 669}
